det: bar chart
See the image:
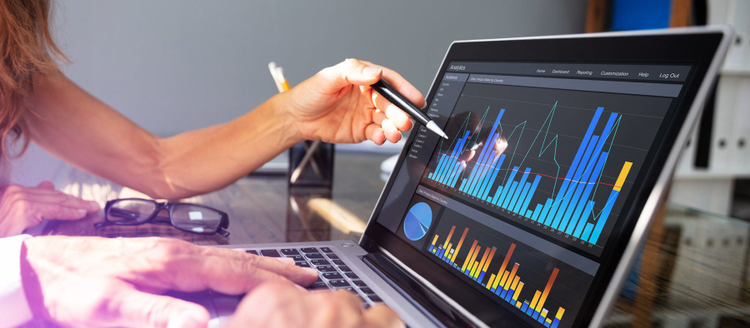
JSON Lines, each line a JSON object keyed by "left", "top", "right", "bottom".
{"left": 427, "top": 215, "right": 589, "bottom": 328}
{"left": 425, "top": 101, "right": 635, "bottom": 247}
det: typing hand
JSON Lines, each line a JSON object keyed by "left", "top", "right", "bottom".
{"left": 21, "top": 236, "right": 319, "bottom": 327}
{"left": 225, "top": 283, "right": 405, "bottom": 328}
{"left": 0, "top": 181, "right": 99, "bottom": 237}
{"left": 282, "top": 58, "right": 424, "bottom": 145}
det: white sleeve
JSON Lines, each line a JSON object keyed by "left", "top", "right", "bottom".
{"left": 0, "top": 235, "right": 34, "bottom": 328}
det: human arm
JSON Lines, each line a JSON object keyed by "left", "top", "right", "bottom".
{"left": 23, "top": 59, "right": 423, "bottom": 199}
{"left": 19, "top": 236, "right": 319, "bottom": 327}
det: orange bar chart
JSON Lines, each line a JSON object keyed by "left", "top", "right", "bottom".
{"left": 428, "top": 225, "right": 568, "bottom": 327}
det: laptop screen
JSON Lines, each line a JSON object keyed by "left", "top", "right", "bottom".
{"left": 363, "top": 32, "right": 725, "bottom": 327}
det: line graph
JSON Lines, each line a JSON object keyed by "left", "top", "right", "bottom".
{"left": 426, "top": 103, "right": 630, "bottom": 245}
{"left": 420, "top": 82, "right": 669, "bottom": 251}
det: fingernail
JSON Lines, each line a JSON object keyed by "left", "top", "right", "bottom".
{"left": 77, "top": 208, "right": 87, "bottom": 215}
{"left": 167, "top": 314, "right": 204, "bottom": 328}
{"left": 363, "top": 66, "right": 381, "bottom": 77}
{"left": 276, "top": 257, "right": 295, "bottom": 264}
{"left": 303, "top": 267, "right": 318, "bottom": 275}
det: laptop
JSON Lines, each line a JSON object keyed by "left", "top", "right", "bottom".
{"left": 179, "top": 27, "right": 733, "bottom": 327}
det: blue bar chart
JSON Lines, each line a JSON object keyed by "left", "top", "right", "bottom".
{"left": 424, "top": 105, "right": 633, "bottom": 246}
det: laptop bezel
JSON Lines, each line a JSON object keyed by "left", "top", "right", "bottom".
{"left": 359, "top": 26, "right": 733, "bottom": 327}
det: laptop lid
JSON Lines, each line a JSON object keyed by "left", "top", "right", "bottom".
{"left": 360, "top": 27, "right": 733, "bottom": 327}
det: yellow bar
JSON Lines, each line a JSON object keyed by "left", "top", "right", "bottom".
{"left": 486, "top": 274, "right": 496, "bottom": 290}
{"left": 613, "top": 161, "right": 633, "bottom": 191}
{"left": 512, "top": 282, "right": 524, "bottom": 301}
{"left": 529, "top": 291, "right": 542, "bottom": 310}
{"left": 431, "top": 234, "right": 439, "bottom": 246}
{"left": 461, "top": 241, "right": 478, "bottom": 271}
{"left": 492, "top": 270, "right": 505, "bottom": 290}
{"left": 470, "top": 261, "right": 480, "bottom": 277}
{"left": 504, "top": 263, "right": 520, "bottom": 291}
{"left": 497, "top": 271, "right": 509, "bottom": 290}
{"left": 546, "top": 318, "right": 553, "bottom": 324}
{"left": 516, "top": 301, "right": 522, "bottom": 308}
{"left": 474, "top": 248, "right": 490, "bottom": 278}
{"left": 510, "top": 276, "right": 520, "bottom": 291}
{"left": 446, "top": 243, "right": 453, "bottom": 259}
{"left": 468, "top": 246, "right": 482, "bottom": 273}
{"left": 541, "top": 308, "right": 548, "bottom": 318}
{"left": 555, "top": 307, "right": 565, "bottom": 320}
{"left": 443, "top": 226, "right": 456, "bottom": 249}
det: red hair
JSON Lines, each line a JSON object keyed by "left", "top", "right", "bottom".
{"left": 0, "top": 0, "right": 66, "bottom": 158}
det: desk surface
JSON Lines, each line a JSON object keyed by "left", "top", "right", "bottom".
{"left": 40, "top": 152, "right": 750, "bottom": 327}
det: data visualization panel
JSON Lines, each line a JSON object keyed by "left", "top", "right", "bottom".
{"left": 422, "top": 83, "right": 670, "bottom": 254}
{"left": 428, "top": 207, "right": 593, "bottom": 328}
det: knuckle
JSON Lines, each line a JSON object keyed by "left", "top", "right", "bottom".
{"left": 15, "top": 199, "right": 33, "bottom": 212}
{"left": 240, "top": 257, "right": 260, "bottom": 277}
{"left": 149, "top": 238, "right": 182, "bottom": 257}
{"left": 5, "top": 190, "right": 25, "bottom": 205}
{"left": 4, "top": 184, "right": 22, "bottom": 194}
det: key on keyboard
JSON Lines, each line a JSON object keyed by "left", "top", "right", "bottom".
{"left": 260, "top": 249, "right": 281, "bottom": 257}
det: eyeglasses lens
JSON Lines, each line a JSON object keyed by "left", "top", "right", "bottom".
{"left": 170, "top": 205, "right": 221, "bottom": 233}
{"left": 107, "top": 199, "right": 157, "bottom": 224}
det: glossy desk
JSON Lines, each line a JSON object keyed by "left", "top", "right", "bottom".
{"left": 40, "top": 152, "right": 750, "bottom": 327}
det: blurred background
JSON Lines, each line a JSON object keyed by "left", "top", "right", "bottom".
{"left": 10, "top": 0, "right": 588, "bottom": 185}
{"left": 11, "top": 0, "right": 750, "bottom": 221}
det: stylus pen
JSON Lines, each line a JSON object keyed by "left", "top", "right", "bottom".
{"left": 371, "top": 79, "right": 449, "bottom": 140}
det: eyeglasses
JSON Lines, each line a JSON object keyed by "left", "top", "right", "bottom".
{"left": 94, "top": 198, "right": 230, "bottom": 237}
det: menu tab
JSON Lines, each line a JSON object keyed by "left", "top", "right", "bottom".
{"left": 446, "top": 62, "right": 691, "bottom": 83}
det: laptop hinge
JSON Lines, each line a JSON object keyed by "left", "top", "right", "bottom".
{"left": 363, "top": 252, "right": 475, "bottom": 328}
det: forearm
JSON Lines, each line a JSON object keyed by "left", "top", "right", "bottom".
{"left": 25, "top": 72, "right": 303, "bottom": 199}
{"left": 153, "top": 93, "right": 303, "bottom": 198}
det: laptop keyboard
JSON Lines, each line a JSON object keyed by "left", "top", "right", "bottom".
{"left": 247, "top": 246, "right": 382, "bottom": 305}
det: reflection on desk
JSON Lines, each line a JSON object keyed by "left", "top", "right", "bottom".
{"left": 41, "top": 152, "right": 750, "bottom": 327}
{"left": 43, "top": 152, "right": 390, "bottom": 245}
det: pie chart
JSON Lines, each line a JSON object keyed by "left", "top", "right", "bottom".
{"left": 403, "top": 202, "right": 433, "bottom": 241}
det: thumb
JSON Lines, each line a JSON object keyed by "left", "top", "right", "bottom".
{"left": 318, "top": 58, "right": 382, "bottom": 91}
{"left": 115, "top": 289, "right": 209, "bottom": 328}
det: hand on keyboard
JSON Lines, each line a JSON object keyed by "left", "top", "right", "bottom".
{"left": 20, "top": 236, "right": 319, "bottom": 328}
{"left": 224, "top": 283, "right": 405, "bottom": 328}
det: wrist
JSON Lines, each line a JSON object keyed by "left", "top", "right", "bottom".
{"left": 268, "top": 91, "right": 307, "bottom": 145}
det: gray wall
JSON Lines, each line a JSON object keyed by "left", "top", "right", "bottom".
{"left": 12, "top": 0, "right": 587, "bottom": 186}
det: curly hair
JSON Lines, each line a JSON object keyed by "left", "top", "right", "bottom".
{"left": 0, "top": 0, "right": 65, "bottom": 159}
